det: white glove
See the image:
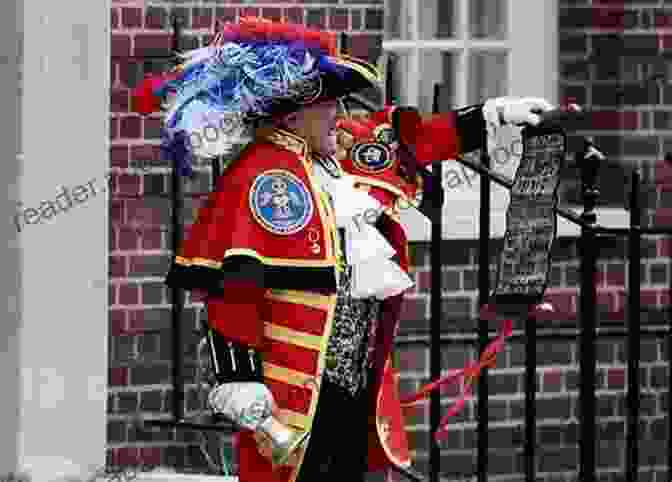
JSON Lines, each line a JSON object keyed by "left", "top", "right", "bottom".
{"left": 483, "top": 97, "right": 555, "bottom": 127}
{"left": 208, "top": 382, "right": 275, "bottom": 431}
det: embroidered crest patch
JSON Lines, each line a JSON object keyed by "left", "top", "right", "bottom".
{"left": 373, "top": 123, "right": 396, "bottom": 146}
{"left": 351, "top": 143, "right": 393, "bottom": 173}
{"left": 249, "top": 170, "right": 314, "bottom": 235}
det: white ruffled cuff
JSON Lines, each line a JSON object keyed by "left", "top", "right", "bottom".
{"left": 350, "top": 257, "right": 414, "bottom": 300}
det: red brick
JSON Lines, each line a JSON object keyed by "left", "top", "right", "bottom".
{"left": 215, "top": 7, "right": 237, "bottom": 24}
{"left": 110, "top": 226, "right": 118, "bottom": 251}
{"left": 118, "top": 228, "right": 140, "bottom": 251}
{"left": 602, "top": 309, "right": 625, "bottom": 321}
{"left": 111, "top": 199, "right": 125, "bottom": 224}
{"left": 118, "top": 59, "right": 142, "bottom": 87}
{"left": 543, "top": 370, "right": 562, "bottom": 391}
{"left": 143, "top": 117, "right": 162, "bottom": 140}
{"left": 133, "top": 34, "right": 172, "bottom": 58}
{"left": 190, "top": 290, "right": 207, "bottom": 303}
{"left": 130, "top": 145, "right": 161, "bottom": 163}
{"left": 655, "top": 159, "right": 672, "bottom": 186}
{"left": 117, "top": 447, "right": 140, "bottom": 466}
{"left": 284, "top": 7, "right": 304, "bottom": 25}
{"left": 110, "top": 254, "right": 127, "bottom": 278}
{"left": 240, "top": 7, "right": 260, "bottom": 18}
{"left": 654, "top": 207, "right": 672, "bottom": 225}
{"left": 605, "top": 269, "right": 625, "bottom": 286}
{"left": 606, "top": 368, "right": 625, "bottom": 389}
{"left": 641, "top": 288, "right": 660, "bottom": 307}
{"left": 109, "top": 309, "right": 127, "bottom": 335}
{"left": 588, "top": 111, "right": 638, "bottom": 130}
{"left": 109, "top": 284, "right": 117, "bottom": 306}
{"left": 591, "top": 7, "right": 627, "bottom": 29}
{"left": 119, "top": 116, "right": 141, "bottom": 139}
{"left": 141, "top": 228, "right": 163, "bottom": 250}
{"left": 145, "top": 7, "right": 167, "bottom": 29}
{"left": 113, "top": 173, "right": 142, "bottom": 196}
{"left": 660, "top": 34, "right": 672, "bottom": 50}
{"left": 111, "top": 89, "right": 129, "bottom": 113}
{"left": 400, "top": 297, "right": 427, "bottom": 322}
{"left": 655, "top": 10, "right": 672, "bottom": 28}
{"left": 192, "top": 7, "right": 213, "bottom": 29}
{"left": 139, "top": 447, "right": 162, "bottom": 466}
{"left": 110, "top": 60, "right": 118, "bottom": 86}
{"left": 306, "top": 8, "right": 326, "bottom": 29}
{"left": 614, "top": 290, "right": 626, "bottom": 313}
{"left": 657, "top": 238, "right": 671, "bottom": 257}
{"left": 110, "top": 146, "right": 129, "bottom": 168}
{"left": 111, "top": 9, "right": 119, "bottom": 29}
{"left": 348, "top": 34, "right": 382, "bottom": 63}
{"left": 119, "top": 283, "right": 140, "bottom": 305}
{"left": 262, "top": 8, "right": 282, "bottom": 22}
{"left": 415, "top": 270, "right": 430, "bottom": 292}
{"left": 121, "top": 7, "right": 142, "bottom": 28}
{"left": 111, "top": 34, "right": 131, "bottom": 58}
{"left": 544, "top": 289, "right": 576, "bottom": 316}
{"left": 329, "top": 8, "right": 348, "bottom": 30}
{"left": 110, "top": 117, "right": 119, "bottom": 140}
{"left": 109, "top": 367, "right": 129, "bottom": 386}
{"left": 596, "top": 289, "right": 617, "bottom": 312}
{"left": 126, "top": 199, "right": 166, "bottom": 227}
{"left": 595, "top": 271, "right": 605, "bottom": 287}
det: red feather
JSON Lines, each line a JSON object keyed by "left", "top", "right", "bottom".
{"left": 130, "top": 70, "right": 181, "bottom": 116}
{"left": 212, "top": 16, "right": 337, "bottom": 56}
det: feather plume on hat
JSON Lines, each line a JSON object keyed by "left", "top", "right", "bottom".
{"left": 131, "top": 17, "right": 381, "bottom": 176}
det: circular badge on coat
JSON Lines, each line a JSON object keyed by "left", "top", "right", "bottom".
{"left": 249, "top": 170, "right": 314, "bottom": 235}
{"left": 351, "top": 142, "right": 393, "bottom": 173}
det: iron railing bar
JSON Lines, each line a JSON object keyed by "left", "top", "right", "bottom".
{"left": 167, "top": 13, "right": 185, "bottom": 424}
{"left": 429, "top": 84, "right": 443, "bottom": 482}
{"left": 626, "top": 170, "right": 642, "bottom": 482}
{"left": 524, "top": 314, "right": 537, "bottom": 482}
{"left": 476, "top": 120, "right": 491, "bottom": 482}
{"left": 394, "top": 327, "right": 672, "bottom": 344}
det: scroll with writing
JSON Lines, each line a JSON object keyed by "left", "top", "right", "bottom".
{"left": 493, "top": 125, "right": 567, "bottom": 306}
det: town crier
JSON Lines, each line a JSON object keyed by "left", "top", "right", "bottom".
{"left": 132, "top": 16, "right": 554, "bottom": 482}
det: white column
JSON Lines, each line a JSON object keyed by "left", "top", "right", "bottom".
{"left": 508, "top": 0, "right": 558, "bottom": 103}
{"left": 0, "top": 0, "right": 110, "bottom": 476}
{"left": 0, "top": 0, "right": 23, "bottom": 471}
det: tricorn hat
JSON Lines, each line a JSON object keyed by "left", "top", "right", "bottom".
{"left": 132, "top": 17, "right": 382, "bottom": 174}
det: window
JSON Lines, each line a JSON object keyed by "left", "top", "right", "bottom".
{"left": 384, "top": 0, "right": 625, "bottom": 239}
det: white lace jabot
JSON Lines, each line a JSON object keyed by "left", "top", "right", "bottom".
{"left": 312, "top": 163, "right": 414, "bottom": 299}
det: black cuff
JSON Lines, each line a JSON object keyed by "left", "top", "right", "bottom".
{"left": 455, "top": 104, "right": 486, "bottom": 153}
{"left": 165, "top": 256, "right": 265, "bottom": 294}
{"left": 206, "top": 330, "right": 264, "bottom": 384}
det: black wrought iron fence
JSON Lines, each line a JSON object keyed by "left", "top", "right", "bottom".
{"left": 129, "top": 24, "right": 672, "bottom": 482}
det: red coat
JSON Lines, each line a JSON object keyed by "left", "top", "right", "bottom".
{"left": 336, "top": 107, "right": 460, "bottom": 473}
{"left": 165, "top": 109, "right": 461, "bottom": 481}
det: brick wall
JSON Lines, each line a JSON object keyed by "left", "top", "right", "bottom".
{"left": 397, "top": 1, "right": 671, "bottom": 481}
{"left": 107, "top": 0, "right": 670, "bottom": 479}
{"left": 107, "top": 0, "right": 385, "bottom": 472}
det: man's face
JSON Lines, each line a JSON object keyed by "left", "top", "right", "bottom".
{"left": 281, "top": 100, "right": 339, "bottom": 157}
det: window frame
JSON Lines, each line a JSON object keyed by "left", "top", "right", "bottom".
{"left": 383, "top": 0, "right": 628, "bottom": 240}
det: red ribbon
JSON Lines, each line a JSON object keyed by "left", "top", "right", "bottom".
{"left": 399, "top": 318, "right": 513, "bottom": 443}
